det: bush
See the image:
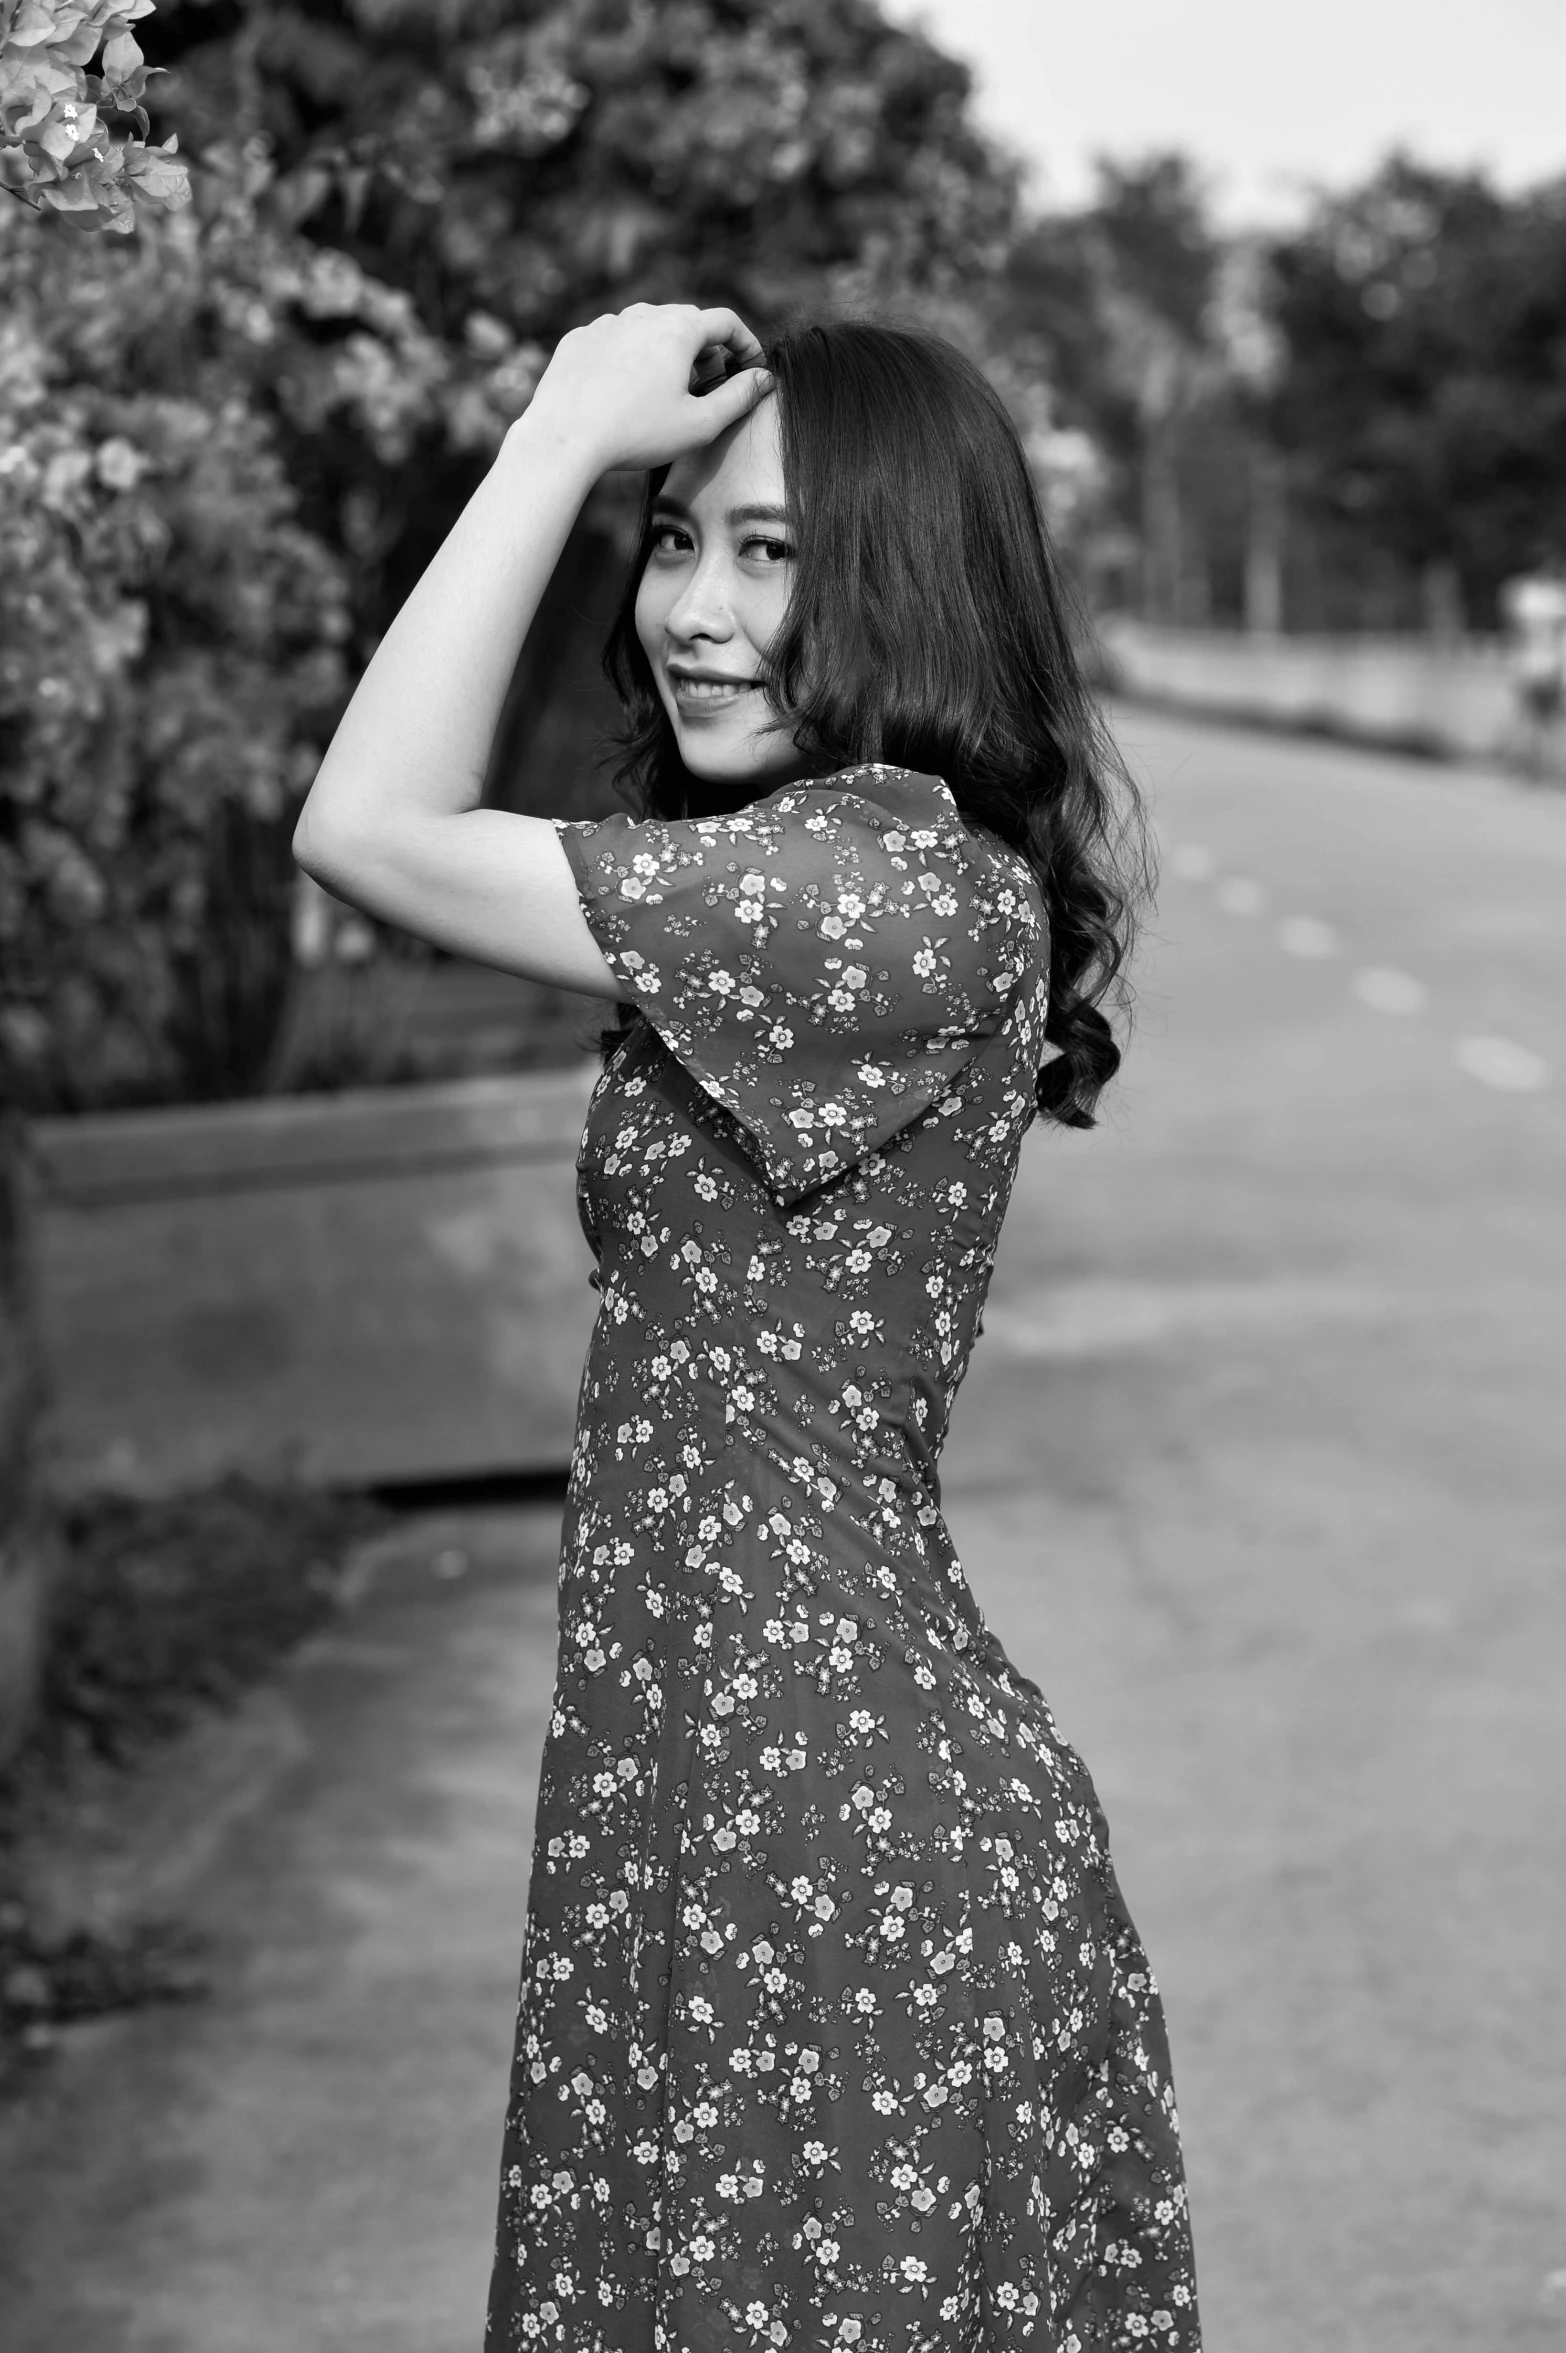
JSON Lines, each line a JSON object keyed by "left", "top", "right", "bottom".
{"left": 0, "top": 0, "right": 190, "bottom": 233}
{"left": 0, "top": 188, "right": 354, "bottom": 1108}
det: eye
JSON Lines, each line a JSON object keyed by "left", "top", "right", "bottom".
{"left": 742, "top": 535, "right": 794, "bottom": 566}
{"left": 649, "top": 521, "right": 692, "bottom": 557}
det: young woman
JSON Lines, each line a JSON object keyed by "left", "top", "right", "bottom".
{"left": 295, "top": 304, "right": 1199, "bottom": 2353}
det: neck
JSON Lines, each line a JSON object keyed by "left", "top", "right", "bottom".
{"left": 680, "top": 773, "right": 764, "bottom": 819}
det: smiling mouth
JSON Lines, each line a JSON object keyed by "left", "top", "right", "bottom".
{"left": 668, "top": 673, "right": 759, "bottom": 710}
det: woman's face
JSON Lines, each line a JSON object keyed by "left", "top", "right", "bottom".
{"left": 634, "top": 392, "right": 807, "bottom": 794}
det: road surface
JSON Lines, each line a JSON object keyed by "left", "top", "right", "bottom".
{"left": 4, "top": 709, "right": 1564, "bottom": 2353}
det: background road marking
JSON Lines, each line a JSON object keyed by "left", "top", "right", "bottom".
{"left": 1278, "top": 917, "right": 1339, "bottom": 958}
{"left": 1167, "top": 841, "right": 1551, "bottom": 1093}
{"left": 1453, "top": 1035, "right": 1551, "bottom": 1092}
{"left": 1353, "top": 967, "right": 1429, "bottom": 1016}
{"left": 1215, "top": 876, "right": 1269, "bottom": 915}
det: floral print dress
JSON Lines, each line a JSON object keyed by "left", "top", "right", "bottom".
{"left": 485, "top": 766, "right": 1198, "bottom": 2353}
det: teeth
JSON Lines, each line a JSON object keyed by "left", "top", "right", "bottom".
{"left": 674, "top": 678, "right": 751, "bottom": 699}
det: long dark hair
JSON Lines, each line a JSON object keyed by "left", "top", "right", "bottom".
{"left": 601, "top": 317, "right": 1153, "bottom": 1128}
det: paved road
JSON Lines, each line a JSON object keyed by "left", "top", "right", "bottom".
{"left": 4, "top": 710, "right": 1564, "bottom": 2353}
{"left": 960, "top": 708, "right": 1566, "bottom": 2352}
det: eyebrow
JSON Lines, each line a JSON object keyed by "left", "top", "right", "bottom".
{"left": 651, "top": 495, "right": 793, "bottom": 528}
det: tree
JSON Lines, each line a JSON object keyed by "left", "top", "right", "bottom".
{"left": 1003, "top": 153, "right": 1226, "bottom": 619}
{"left": 1264, "top": 156, "right": 1566, "bottom": 630}
{"left": 0, "top": 177, "right": 353, "bottom": 1109}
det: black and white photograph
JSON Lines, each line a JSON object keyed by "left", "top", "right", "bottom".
{"left": 1, "top": 3, "right": 1562, "bottom": 2349}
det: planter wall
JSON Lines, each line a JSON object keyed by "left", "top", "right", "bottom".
{"left": 22, "top": 1066, "right": 601, "bottom": 1499}
{"left": 1, "top": 1117, "right": 61, "bottom": 1766}
{"left": 1100, "top": 616, "right": 1556, "bottom": 771}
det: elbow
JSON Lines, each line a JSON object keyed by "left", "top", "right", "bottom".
{"left": 291, "top": 785, "right": 325, "bottom": 877}
{"left": 292, "top": 802, "right": 357, "bottom": 895}
{"left": 291, "top": 806, "right": 317, "bottom": 879}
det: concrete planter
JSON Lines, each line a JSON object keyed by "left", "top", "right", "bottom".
{"left": 22, "top": 1066, "right": 601, "bottom": 1499}
{"left": 1, "top": 1117, "right": 62, "bottom": 1766}
{"left": 1099, "top": 616, "right": 1554, "bottom": 771}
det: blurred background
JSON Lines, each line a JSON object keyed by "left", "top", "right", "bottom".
{"left": 1, "top": 5, "right": 1563, "bottom": 2351}
{"left": 3, "top": 0, "right": 1565, "bottom": 1117}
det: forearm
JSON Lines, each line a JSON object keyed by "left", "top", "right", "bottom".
{"left": 295, "top": 415, "right": 599, "bottom": 854}
{"left": 286, "top": 302, "right": 766, "bottom": 980}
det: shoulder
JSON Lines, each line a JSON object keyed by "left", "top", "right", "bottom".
{"left": 769, "top": 762, "right": 1046, "bottom": 943}
{"left": 762, "top": 761, "right": 963, "bottom": 838}
{"left": 757, "top": 763, "right": 1039, "bottom": 885}
{"left": 559, "top": 764, "right": 1045, "bottom": 977}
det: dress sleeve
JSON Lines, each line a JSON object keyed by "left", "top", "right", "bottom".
{"left": 554, "top": 764, "right": 1045, "bottom": 1204}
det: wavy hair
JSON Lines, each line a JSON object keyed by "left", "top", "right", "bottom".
{"left": 601, "top": 317, "right": 1153, "bottom": 1128}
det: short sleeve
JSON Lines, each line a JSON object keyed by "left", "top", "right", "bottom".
{"left": 554, "top": 764, "right": 1045, "bottom": 1204}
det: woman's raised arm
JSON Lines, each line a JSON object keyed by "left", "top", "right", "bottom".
{"left": 291, "top": 304, "right": 770, "bottom": 992}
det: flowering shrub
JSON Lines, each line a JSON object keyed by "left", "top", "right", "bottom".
{"left": 0, "top": 0, "right": 189, "bottom": 230}
{"left": 0, "top": 119, "right": 561, "bottom": 1111}
{"left": 0, "top": 183, "right": 357, "bottom": 1109}
{"left": 2, "top": 0, "right": 1029, "bottom": 1112}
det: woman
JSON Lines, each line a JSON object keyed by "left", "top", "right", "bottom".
{"left": 295, "top": 304, "right": 1199, "bottom": 2353}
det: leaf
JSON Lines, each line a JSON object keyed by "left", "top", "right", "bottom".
{"left": 54, "top": 19, "right": 109, "bottom": 67}
{"left": 5, "top": 1, "right": 64, "bottom": 49}
{"left": 36, "top": 171, "right": 105, "bottom": 212}
{"left": 339, "top": 162, "right": 370, "bottom": 234}
{"left": 23, "top": 5, "right": 108, "bottom": 68}
{"left": 37, "top": 50, "right": 88, "bottom": 96}
{"left": 2, "top": 147, "right": 54, "bottom": 191}
{"left": 124, "top": 134, "right": 189, "bottom": 209}
{"left": 273, "top": 161, "right": 332, "bottom": 228}
{"left": 1, "top": 53, "right": 85, "bottom": 125}
{"left": 97, "top": 62, "right": 150, "bottom": 113}
{"left": 100, "top": 28, "right": 142, "bottom": 83}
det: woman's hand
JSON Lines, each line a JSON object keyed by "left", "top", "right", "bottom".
{"left": 519, "top": 302, "right": 772, "bottom": 477}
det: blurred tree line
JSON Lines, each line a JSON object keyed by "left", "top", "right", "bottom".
{"left": 1009, "top": 150, "right": 1566, "bottom": 638}
{"left": 3, "top": 0, "right": 1564, "bottom": 1115}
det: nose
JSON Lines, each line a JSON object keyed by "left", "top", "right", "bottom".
{"left": 662, "top": 546, "right": 735, "bottom": 648}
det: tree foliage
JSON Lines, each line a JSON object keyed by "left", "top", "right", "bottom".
{"left": 3, "top": 0, "right": 1022, "bottom": 1113}
{"left": 1006, "top": 148, "right": 1566, "bottom": 631}
{"left": 1264, "top": 156, "right": 1566, "bottom": 624}
{"left": 140, "top": 0, "right": 1022, "bottom": 656}
{"left": 145, "top": 0, "right": 1014, "bottom": 325}
{"left": 1000, "top": 154, "right": 1228, "bottom": 613}
{"left": 0, "top": 179, "right": 351, "bottom": 1108}
{"left": 1005, "top": 157, "right": 1219, "bottom": 458}
{"left": 0, "top": 129, "right": 570, "bottom": 1112}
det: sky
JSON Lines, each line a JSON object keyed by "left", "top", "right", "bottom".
{"left": 881, "top": 0, "right": 1566, "bottom": 224}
